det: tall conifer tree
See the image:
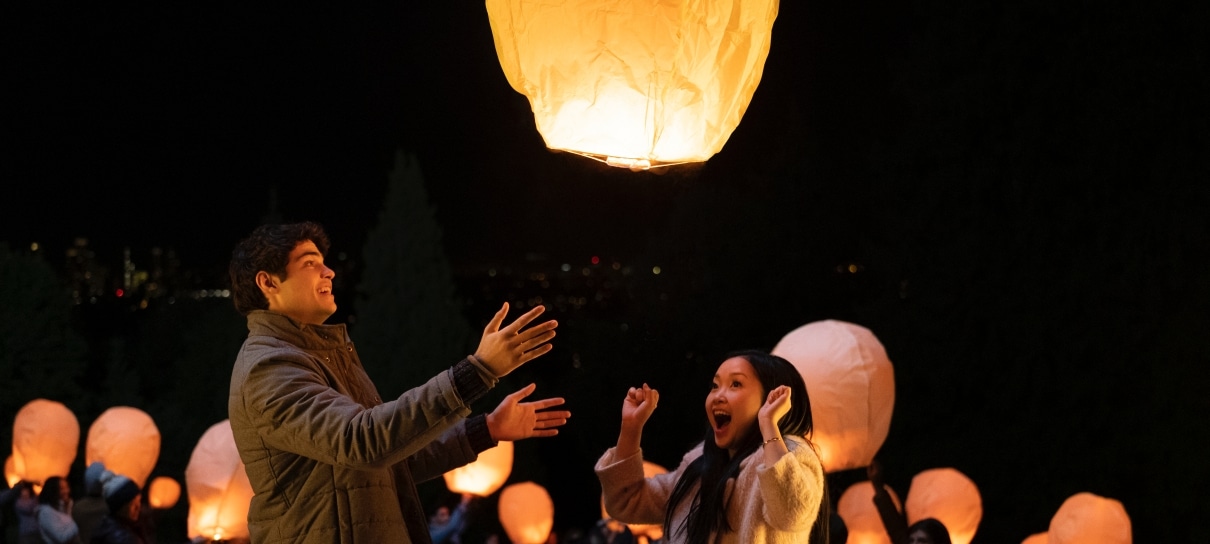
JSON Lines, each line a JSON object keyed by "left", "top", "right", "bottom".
{"left": 353, "top": 150, "right": 471, "bottom": 395}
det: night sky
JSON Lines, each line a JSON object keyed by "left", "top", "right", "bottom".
{"left": 4, "top": 1, "right": 1209, "bottom": 542}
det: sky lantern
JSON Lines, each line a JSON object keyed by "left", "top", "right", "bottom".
{"left": 485, "top": 0, "right": 780, "bottom": 170}
{"left": 905, "top": 468, "right": 982, "bottom": 544}
{"left": 771, "top": 320, "right": 895, "bottom": 472}
{"left": 443, "top": 440, "right": 513, "bottom": 497}
{"left": 836, "top": 481, "right": 902, "bottom": 544}
{"left": 498, "top": 481, "right": 554, "bottom": 544}
{"left": 86, "top": 406, "right": 161, "bottom": 488}
{"left": 600, "top": 461, "right": 668, "bottom": 542}
{"left": 11, "top": 399, "right": 79, "bottom": 485}
{"left": 1047, "top": 492, "right": 1131, "bottom": 544}
{"left": 148, "top": 476, "right": 182, "bottom": 509}
{"left": 1021, "top": 533, "right": 1048, "bottom": 544}
{"left": 185, "top": 420, "right": 254, "bottom": 542}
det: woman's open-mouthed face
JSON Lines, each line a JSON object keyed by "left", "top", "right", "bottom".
{"left": 705, "top": 356, "right": 766, "bottom": 456}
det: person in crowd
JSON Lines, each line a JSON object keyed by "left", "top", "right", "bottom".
{"left": 596, "top": 349, "right": 830, "bottom": 543}
{"left": 429, "top": 493, "right": 472, "bottom": 544}
{"left": 1, "top": 480, "right": 40, "bottom": 544}
{"left": 227, "top": 221, "right": 570, "bottom": 543}
{"left": 89, "top": 470, "right": 150, "bottom": 544}
{"left": 36, "top": 477, "right": 80, "bottom": 544}
{"left": 71, "top": 463, "right": 108, "bottom": 544}
{"left": 906, "top": 518, "right": 951, "bottom": 544}
{"left": 867, "top": 459, "right": 908, "bottom": 544}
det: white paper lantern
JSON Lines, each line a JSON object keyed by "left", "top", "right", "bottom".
{"left": 11, "top": 399, "right": 79, "bottom": 485}
{"left": 4, "top": 455, "right": 19, "bottom": 487}
{"left": 86, "top": 406, "right": 161, "bottom": 488}
{"left": 444, "top": 440, "right": 513, "bottom": 497}
{"left": 771, "top": 320, "right": 895, "bottom": 472}
{"left": 499, "top": 481, "right": 554, "bottom": 544}
{"left": 1021, "top": 532, "right": 1048, "bottom": 544}
{"left": 148, "top": 476, "right": 181, "bottom": 509}
{"left": 837, "top": 481, "right": 902, "bottom": 544}
{"left": 185, "top": 420, "right": 253, "bottom": 542}
{"left": 905, "top": 468, "right": 982, "bottom": 544}
{"left": 1048, "top": 492, "right": 1131, "bottom": 544}
{"left": 486, "top": 0, "right": 780, "bottom": 169}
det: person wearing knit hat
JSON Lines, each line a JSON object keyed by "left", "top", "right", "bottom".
{"left": 73, "top": 462, "right": 110, "bottom": 544}
{"left": 90, "top": 471, "right": 150, "bottom": 544}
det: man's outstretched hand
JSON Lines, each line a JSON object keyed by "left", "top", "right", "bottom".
{"left": 486, "top": 383, "right": 570, "bottom": 441}
{"left": 474, "top": 303, "right": 558, "bottom": 377}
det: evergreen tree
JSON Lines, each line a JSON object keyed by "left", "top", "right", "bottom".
{"left": 0, "top": 245, "right": 87, "bottom": 452}
{"left": 352, "top": 150, "right": 472, "bottom": 396}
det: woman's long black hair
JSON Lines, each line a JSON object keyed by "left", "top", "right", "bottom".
{"left": 662, "top": 349, "right": 831, "bottom": 543}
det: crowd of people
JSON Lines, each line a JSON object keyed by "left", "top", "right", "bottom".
{"left": 4, "top": 221, "right": 956, "bottom": 544}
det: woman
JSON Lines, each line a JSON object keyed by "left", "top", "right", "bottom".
{"left": 36, "top": 476, "right": 82, "bottom": 544}
{"left": 596, "top": 349, "right": 829, "bottom": 543}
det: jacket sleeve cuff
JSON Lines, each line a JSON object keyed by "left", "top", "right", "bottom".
{"left": 452, "top": 357, "right": 494, "bottom": 405}
{"left": 465, "top": 414, "right": 497, "bottom": 453}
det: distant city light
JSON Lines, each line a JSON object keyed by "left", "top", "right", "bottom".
{"left": 591, "top": 256, "right": 600, "bottom": 265}
{"left": 561, "top": 263, "right": 571, "bottom": 272}
{"left": 652, "top": 266, "right": 661, "bottom": 275}
{"left": 115, "top": 289, "right": 125, "bottom": 297}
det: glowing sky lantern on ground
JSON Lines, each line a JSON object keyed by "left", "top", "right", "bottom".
{"left": 11, "top": 399, "right": 79, "bottom": 485}
{"left": 443, "top": 440, "right": 512, "bottom": 497}
{"left": 905, "top": 468, "right": 982, "bottom": 544}
{"left": 185, "top": 420, "right": 254, "bottom": 542}
{"left": 485, "top": 0, "right": 780, "bottom": 170}
{"left": 836, "top": 481, "right": 902, "bottom": 544}
{"left": 1048, "top": 492, "right": 1132, "bottom": 544}
{"left": 771, "top": 320, "right": 895, "bottom": 472}
{"left": 498, "top": 481, "right": 554, "bottom": 544}
{"left": 600, "top": 461, "right": 667, "bottom": 542}
{"left": 147, "top": 476, "right": 182, "bottom": 509}
{"left": 86, "top": 406, "right": 161, "bottom": 488}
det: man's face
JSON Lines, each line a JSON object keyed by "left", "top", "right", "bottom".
{"left": 434, "top": 506, "right": 450, "bottom": 524}
{"left": 262, "top": 240, "right": 337, "bottom": 325}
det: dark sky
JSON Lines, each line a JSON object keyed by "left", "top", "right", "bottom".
{"left": 4, "top": 2, "right": 1209, "bottom": 539}
{"left": 5, "top": 1, "right": 910, "bottom": 270}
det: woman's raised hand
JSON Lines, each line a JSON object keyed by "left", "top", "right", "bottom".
{"left": 621, "top": 383, "right": 659, "bottom": 430}
{"left": 759, "top": 384, "right": 792, "bottom": 428}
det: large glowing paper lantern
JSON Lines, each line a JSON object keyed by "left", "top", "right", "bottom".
{"left": 148, "top": 476, "right": 182, "bottom": 509}
{"left": 444, "top": 440, "right": 513, "bottom": 497}
{"left": 185, "top": 420, "right": 253, "bottom": 542}
{"left": 600, "top": 461, "right": 668, "bottom": 541}
{"left": 11, "top": 399, "right": 79, "bottom": 485}
{"left": 86, "top": 406, "right": 161, "bottom": 488}
{"left": 905, "top": 468, "right": 982, "bottom": 544}
{"left": 499, "top": 481, "right": 554, "bottom": 544}
{"left": 771, "top": 320, "right": 895, "bottom": 472}
{"left": 485, "top": 0, "right": 780, "bottom": 170}
{"left": 1048, "top": 492, "right": 1131, "bottom": 544}
{"left": 836, "top": 481, "right": 902, "bottom": 544}
{"left": 1021, "top": 533, "right": 1048, "bottom": 544}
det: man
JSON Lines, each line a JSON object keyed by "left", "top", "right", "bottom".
{"left": 227, "top": 221, "right": 569, "bottom": 544}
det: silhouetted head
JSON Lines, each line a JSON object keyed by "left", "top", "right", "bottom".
{"left": 229, "top": 221, "right": 330, "bottom": 316}
{"left": 908, "top": 518, "right": 952, "bottom": 544}
{"left": 37, "top": 476, "right": 69, "bottom": 507}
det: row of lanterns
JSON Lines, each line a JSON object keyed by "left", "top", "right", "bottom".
{"left": 6, "top": 319, "right": 1130, "bottom": 543}
{"left": 770, "top": 320, "right": 1131, "bottom": 544}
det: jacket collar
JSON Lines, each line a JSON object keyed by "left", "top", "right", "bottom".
{"left": 246, "top": 310, "right": 350, "bottom": 350}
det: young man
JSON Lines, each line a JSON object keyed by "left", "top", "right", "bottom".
{"left": 227, "top": 221, "right": 569, "bottom": 544}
